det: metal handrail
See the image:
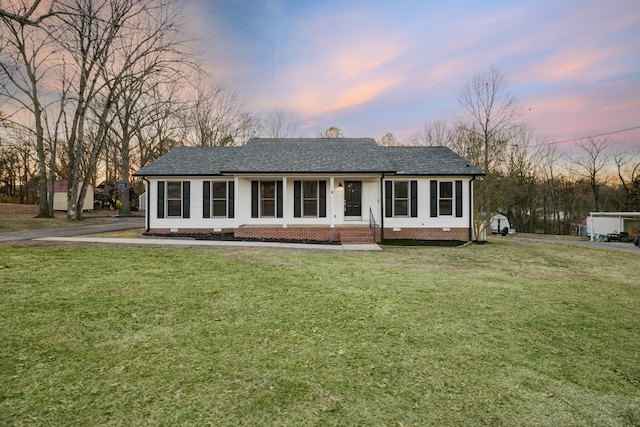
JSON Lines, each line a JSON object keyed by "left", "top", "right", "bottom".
{"left": 369, "top": 207, "right": 376, "bottom": 243}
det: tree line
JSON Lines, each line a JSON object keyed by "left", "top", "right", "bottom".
{"left": 1, "top": 2, "right": 638, "bottom": 234}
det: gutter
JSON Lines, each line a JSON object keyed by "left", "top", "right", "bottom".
{"left": 469, "top": 176, "right": 475, "bottom": 241}
{"left": 380, "top": 174, "right": 385, "bottom": 242}
{"left": 143, "top": 177, "right": 150, "bottom": 232}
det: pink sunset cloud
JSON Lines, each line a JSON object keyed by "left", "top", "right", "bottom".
{"left": 183, "top": 1, "right": 639, "bottom": 148}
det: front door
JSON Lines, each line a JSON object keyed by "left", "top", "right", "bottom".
{"left": 344, "top": 181, "right": 361, "bottom": 219}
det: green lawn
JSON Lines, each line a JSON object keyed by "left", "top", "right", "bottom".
{"left": 1, "top": 241, "right": 639, "bottom": 426}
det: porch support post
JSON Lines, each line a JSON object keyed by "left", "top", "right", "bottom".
{"left": 282, "top": 177, "right": 287, "bottom": 228}
{"left": 330, "top": 177, "right": 335, "bottom": 228}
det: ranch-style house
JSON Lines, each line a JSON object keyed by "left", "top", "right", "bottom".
{"left": 134, "top": 138, "right": 485, "bottom": 244}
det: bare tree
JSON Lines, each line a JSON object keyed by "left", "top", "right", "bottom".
{"left": 0, "top": 0, "right": 60, "bottom": 26}
{"left": 261, "top": 108, "right": 301, "bottom": 138}
{"left": 458, "top": 67, "right": 520, "bottom": 173}
{"left": 458, "top": 68, "right": 521, "bottom": 239}
{"left": 571, "top": 136, "right": 613, "bottom": 212}
{"left": 51, "top": 0, "right": 190, "bottom": 219}
{"left": 0, "top": 10, "right": 56, "bottom": 216}
{"left": 614, "top": 149, "right": 640, "bottom": 211}
{"left": 183, "top": 79, "right": 258, "bottom": 147}
{"left": 408, "top": 120, "right": 455, "bottom": 147}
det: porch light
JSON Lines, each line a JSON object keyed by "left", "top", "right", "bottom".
{"left": 338, "top": 182, "right": 343, "bottom": 188}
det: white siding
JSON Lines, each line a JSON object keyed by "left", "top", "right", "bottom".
{"left": 383, "top": 177, "right": 472, "bottom": 229}
{"left": 146, "top": 175, "right": 474, "bottom": 231}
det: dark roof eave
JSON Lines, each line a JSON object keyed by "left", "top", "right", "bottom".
{"left": 391, "top": 172, "right": 486, "bottom": 176}
{"left": 219, "top": 170, "right": 397, "bottom": 175}
{"left": 132, "top": 172, "right": 225, "bottom": 177}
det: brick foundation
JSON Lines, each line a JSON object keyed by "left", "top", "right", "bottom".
{"left": 382, "top": 227, "right": 469, "bottom": 241}
{"left": 235, "top": 226, "right": 341, "bottom": 243}
{"left": 146, "top": 226, "right": 470, "bottom": 243}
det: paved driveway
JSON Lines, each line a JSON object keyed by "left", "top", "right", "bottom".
{"left": 509, "top": 235, "right": 640, "bottom": 254}
{"left": 0, "top": 216, "right": 144, "bottom": 242}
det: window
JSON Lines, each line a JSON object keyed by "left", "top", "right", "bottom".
{"left": 303, "top": 181, "right": 318, "bottom": 216}
{"left": 385, "top": 180, "right": 417, "bottom": 218}
{"left": 251, "top": 181, "right": 282, "bottom": 218}
{"left": 394, "top": 181, "right": 408, "bottom": 217}
{"left": 212, "top": 182, "right": 227, "bottom": 217}
{"left": 439, "top": 182, "right": 453, "bottom": 216}
{"left": 294, "top": 180, "right": 326, "bottom": 218}
{"left": 158, "top": 180, "right": 190, "bottom": 219}
{"left": 167, "top": 181, "right": 182, "bottom": 217}
{"left": 203, "top": 181, "right": 234, "bottom": 219}
{"left": 260, "top": 181, "right": 276, "bottom": 217}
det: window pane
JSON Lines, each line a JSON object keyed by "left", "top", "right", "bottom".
{"left": 440, "top": 200, "right": 452, "bottom": 216}
{"left": 212, "top": 182, "right": 227, "bottom": 198}
{"left": 395, "top": 181, "right": 408, "bottom": 198}
{"left": 440, "top": 182, "right": 453, "bottom": 198}
{"left": 167, "top": 182, "right": 181, "bottom": 199}
{"left": 303, "top": 181, "right": 317, "bottom": 198}
{"left": 303, "top": 200, "right": 317, "bottom": 216}
{"left": 167, "top": 199, "right": 182, "bottom": 216}
{"left": 261, "top": 200, "right": 275, "bottom": 217}
{"left": 212, "top": 200, "right": 227, "bottom": 217}
{"left": 261, "top": 181, "right": 275, "bottom": 198}
{"left": 394, "top": 200, "right": 408, "bottom": 216}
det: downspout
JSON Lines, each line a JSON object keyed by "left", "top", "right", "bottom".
{"left": 469, "top": 176, "right": 475, "bottom": 242}
{"left": 380, "top": 174, "right": 385, "bottom": 242}
{"left": 143, "top": 177, "right": 150, "bottom": 232}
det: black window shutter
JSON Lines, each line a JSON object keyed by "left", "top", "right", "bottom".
{"left": 410, "top": 180, "right": 418, "bottom": 217}
{"left": 455, "top": 180, "right": 463, "bottom": 217}
{"left": 385, "top": 181, "right": 393, "bottom": 218}
{"left": 319, "top": 181, "right": 326, "bottom": 217}
{"left": 228, "top": 181, "right": 235, "bottom": 218}
{"left": 202, "top": 181, "right": 210, "bottom": 218}
{"left": 430, "top": 180, "right": 438, "bottom": 217}
{"left": 182, "top": 181, "right": 190, "bottom": 218}
{"left": 251, "top": 181, "right": 258, "bottom": 218}
{"left": 157, "top": 181, "right": 165, "bottom": 218}
{"left": 276, "top": 181, "right": 283, "bottom": 218}
{"left": 294, "top": 180, "right": 302, "bottom": 218}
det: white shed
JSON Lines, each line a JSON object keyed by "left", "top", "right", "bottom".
{"left": 587, "top": 212, "right": 640, "bottom": 241}
{"left": 51, "top": 181, "right": 95, "bottom": 211}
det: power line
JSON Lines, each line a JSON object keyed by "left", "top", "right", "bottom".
{"left": 534, "top": 125, "right": 640, "bottom": 147}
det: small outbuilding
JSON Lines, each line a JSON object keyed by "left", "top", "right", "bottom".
{"left": 587, "top": 212, "right": 640, "bottom": 242}
{"left": 50, "top": 180, "right": 94, "bottom": 211}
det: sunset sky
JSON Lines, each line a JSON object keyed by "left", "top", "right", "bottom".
{"left": 184, "top": 0, "right": 640, "bottom": 149}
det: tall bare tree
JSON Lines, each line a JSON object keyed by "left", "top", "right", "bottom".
{"left": 183, "top": 79, "right": 258, "bottom": 147}
{"left": 52, "top": 0, "right": 190, "bottom": 219}
{"left": 571, "top": 137, "right": 613, "bottom": 212}
{"left": 0, "top": 9, "right": 56, "bottom": 216}
{"left": 261, "top": 108, "right": 301, "bottom": 138}
{"left": 613, "top": 149, "right": 640, "bottom": 211}
{"left": 458, "top": 68, "right": 521, "bottom": 239}
{"left": 408, "top": 120, "right": 455, "bottom": 147}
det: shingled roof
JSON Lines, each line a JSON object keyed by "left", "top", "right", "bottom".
{"left": 134, "top": 146, "right": 240, "bottom": 176}
{"left": 223, "top": 138, "right": 394, "bottom": 173}
{"left": 381, "top": 146, "right": 484, "bottom": 175}
{"left": 134, "top": 138, "right": 484, "bottom": 176}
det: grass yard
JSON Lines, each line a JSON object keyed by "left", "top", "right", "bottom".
{"left": 0, "top": 203, "right": 120, "bottom": 232}
{"left": 1, "top": 240, "right": 639, "bottom": 426}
